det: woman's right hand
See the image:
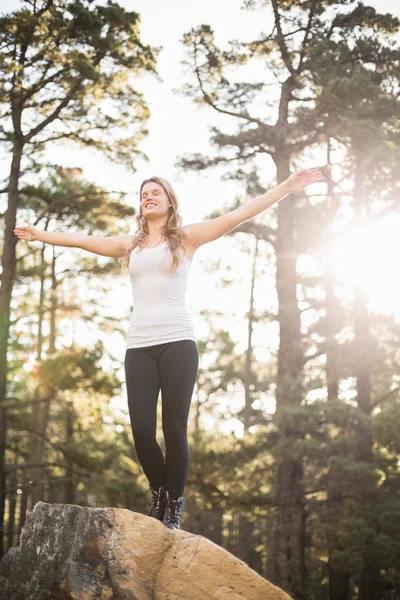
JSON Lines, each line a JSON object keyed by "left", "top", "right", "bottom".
{"left": 14, "top": 220, "right": 38, "bottom": 242}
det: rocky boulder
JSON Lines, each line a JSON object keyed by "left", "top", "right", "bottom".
{"left": 0, "top": 502, "right": 292, "bottom": 599}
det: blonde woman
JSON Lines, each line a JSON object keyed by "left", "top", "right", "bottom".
{"left": 14, "top": 169, "right": 322, "bottom": 529}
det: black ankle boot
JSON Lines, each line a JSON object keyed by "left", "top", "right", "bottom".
{"left": 162, "top": 491, "right": 185, "bottom": 530}
{"left": 147, "top": 484, "right": 166, "bottom": 520}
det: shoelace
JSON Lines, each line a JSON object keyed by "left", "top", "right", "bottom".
{"left": 165, "top": 499, "right": 182, "bottom": 525}
{"left": 148, "top": 487, "right": 165, "bottom": 517}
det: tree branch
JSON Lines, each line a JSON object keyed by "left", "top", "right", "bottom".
{"left": 8, "top": 423, "right": 103, "bottom": 472}
{"left": 192, "top": 45, "right": 272, "bottom": 132}
{"left": 271, "top": 0, "right": 296, "bottom": 76}
{"left": 297, "top": 0, "right": 318, "bottom": 73}
{"left": 23, "top": 75, "right": 86, "bottom": 142}
{"left": 3, "top": 397, "right": 53, "bottom": 410}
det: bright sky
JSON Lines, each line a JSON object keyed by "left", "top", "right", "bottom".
{"left": 2, "top": 0, "right": 400, "bottom": 435}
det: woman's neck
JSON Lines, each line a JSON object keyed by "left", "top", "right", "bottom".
{"left": 147, "top": 219, "right": 167, "bottom": 239}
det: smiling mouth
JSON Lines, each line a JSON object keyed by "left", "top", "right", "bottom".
{"left": 145, "top": 203, "right": 157, "bottom": 208}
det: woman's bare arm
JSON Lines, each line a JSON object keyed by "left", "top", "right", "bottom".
{"left": 14, "top": 221, "right": 134, "bottom": 258}
{"left": 184, "top": 169, "right": 322, "bottom": 250}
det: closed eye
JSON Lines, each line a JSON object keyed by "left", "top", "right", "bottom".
{"left": 141, "top": 189, "right": 160, "bottom": 200}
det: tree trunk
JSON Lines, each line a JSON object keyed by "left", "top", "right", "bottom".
{"left": 49, "top": 249, "right": 57, "bottom": 355}
{"left": 29, "top": 247, "right": 58, "bottom": 509}
{"left": 193, "top": 390, "right": 201, "bottom": 442}
{"left": 324, "top": 141, "right": 351, "bottom": 600}
{"left": 354, "top": 282, "right": 379, "bottom": 600}
{"left": 328, "top": 558, "right": 350, "bottom": 600}
{"left": 351, "top": 158, "right": 382, "bottom": 600}
{"left": 326, "top": 274, "right": 350, "bottom": 600}
{"left": 266, "top": 144, "right": 306, "bottom": 599}
{"left": 17, "top": 471, "right": 29, "bottom": 540}
{"left": 37, "top": 242, "right": 48, "bottom": 361}
{"left": 238, "top": 238, "right": 259, "bottom": 571}
{"left": 326, "top": 278, "right": 340, "bottom": 401}
{"left": 236, "top": 514, "right": 252, "bottom": 565}
{"left": 0, "top": 139, "right": 24, "bottom": 557}
{"left": 6, "top": 464, "right": 16, "bottom": 551}
{"left": 243, "top": 237, "right": 259, "bottom": 432}
{"left": 355, "top": 283, "right": 385, "bottom": 599}
{"left": 353, "top": 283, "right": 373, "bottom": 463}
{"left": 29, "top": 383, "right": 52, "bottom": 508}
{"left": 327, "top": 475, "right": 350, "bottom": 600}
{"left": 64, "top": 401, "right": 75, "bottom": 505}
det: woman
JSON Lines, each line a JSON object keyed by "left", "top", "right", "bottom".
{"left": 14, "top": 168, "right": 322, "bottom": 530}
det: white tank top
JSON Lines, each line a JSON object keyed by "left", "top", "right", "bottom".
{"left": 126, "top": 241, "right": 196, "bottom": 349}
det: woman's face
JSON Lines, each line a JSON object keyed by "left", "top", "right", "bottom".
{"left": 140, "top": 181, "right": 172, "bottom": 219}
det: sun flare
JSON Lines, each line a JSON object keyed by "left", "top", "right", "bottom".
{"left": 327, "top": 216, "right": 400, "bottom": 318}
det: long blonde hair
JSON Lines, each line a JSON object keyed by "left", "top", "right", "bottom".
{"left": 120, "top": 176, "right": 187, "bottom": 273}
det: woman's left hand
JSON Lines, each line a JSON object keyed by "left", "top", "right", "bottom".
{"left": 284, "top": 169, "right": 323, "bottom": 194}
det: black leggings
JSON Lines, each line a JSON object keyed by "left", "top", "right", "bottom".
{"left": 124, "top": 339, "right": 199, "bottom": 499}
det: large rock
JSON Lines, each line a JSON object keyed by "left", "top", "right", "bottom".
{"left": 0, "top": 502, "right": 292, "bottom": 599}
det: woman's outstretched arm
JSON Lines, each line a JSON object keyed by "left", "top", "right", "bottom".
{"left": 184, "top": 169, "right": 322, "bottom": 250}
{"left": 14, "top": 220, "right": 134, "bottom": 258}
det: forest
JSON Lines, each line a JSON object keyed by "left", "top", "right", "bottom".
{"left": 0, "top": 1, "right": 399, "bottom": 599}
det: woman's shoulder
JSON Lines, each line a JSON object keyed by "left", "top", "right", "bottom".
{"left": 121, "top": 233, "right": 138, "bottom": 250}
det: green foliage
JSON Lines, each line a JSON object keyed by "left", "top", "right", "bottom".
{"left": 35, "top": 340, "right": 119, "bottom": 394}
{"left": 373, "top": 403, "right": 400, "bottom": 453}
{"left": 0, "top": 0, "right": 158, "bottom": 169}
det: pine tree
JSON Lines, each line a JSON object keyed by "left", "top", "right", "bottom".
{"left": 0, "top": 0, "right": 158, "bottom": 554}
